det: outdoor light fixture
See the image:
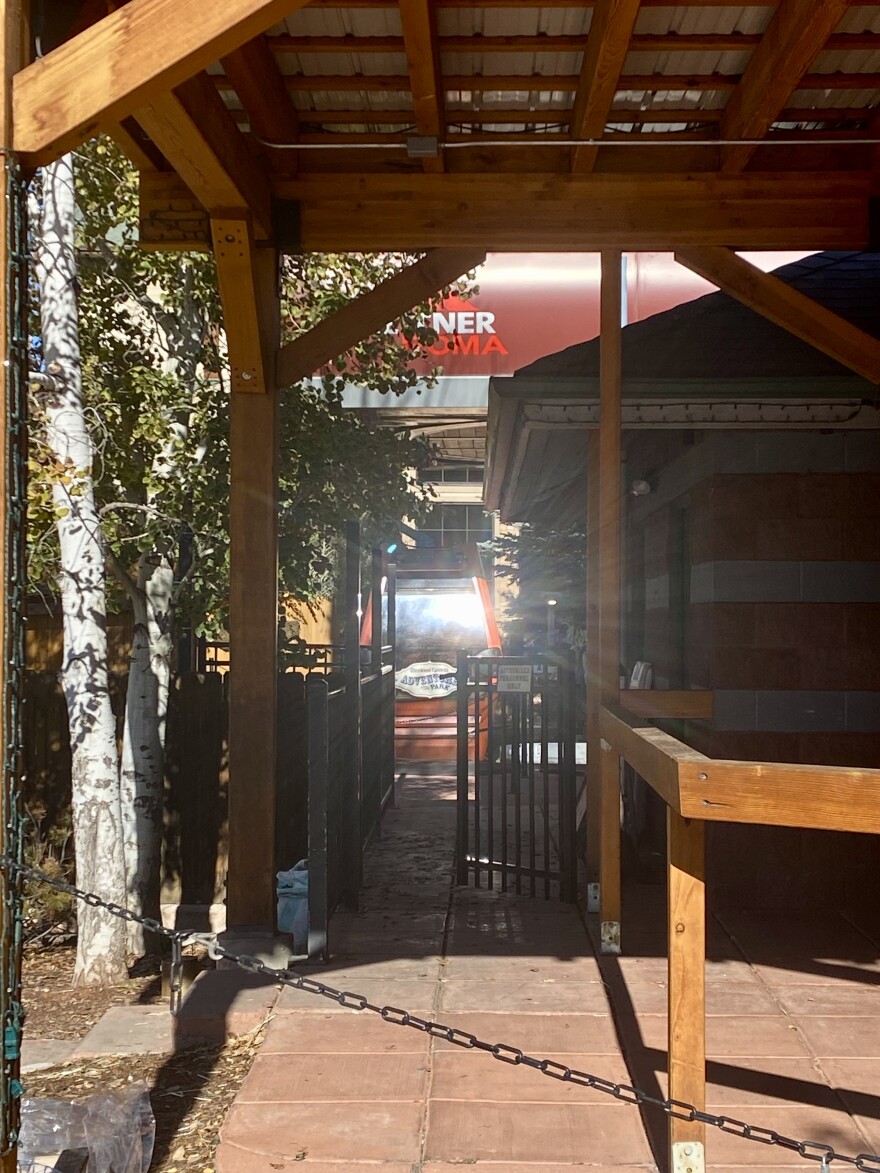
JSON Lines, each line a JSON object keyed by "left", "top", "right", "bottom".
{"left": 406, "top": 135, "right": 440, "bottom": 158}
{"left": 631, "top": 479, "right": 652, "bottom": 496}
{"left": 547, "top": 598, "right": 558, "bottom": 606}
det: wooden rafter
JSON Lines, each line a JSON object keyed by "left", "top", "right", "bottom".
{"left": 221, "top": 35, "right": 300, "bottom": 177}
{"left": 396, "top": 0, "right": 443, "bottom": 172}
{"left": 570, "top": 0, "right": 643, "bottom": 172}
{"left": 12, "top": 0, "right": 311, "bottom": 163}
{"left": 136, "top": 71, "right": 272, "bottom": 238}
{"left": 276, "top": 248, "right": 486, "bottom": 387}
{"left": 719, "top": 0, "right": 852, "bottom": 172}
{"left": 674, "top": 247, "right": 880, "bottom": 384}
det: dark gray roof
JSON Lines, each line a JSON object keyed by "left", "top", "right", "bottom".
{"left": 515, "top": 252, "right": 880, "bottom": 384}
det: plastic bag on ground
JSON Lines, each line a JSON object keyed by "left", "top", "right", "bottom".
{"left": 277, "top": 858, "right": 309, "bottom": 953}
{"left": 18, "top": 1083, "right": 155, "bottom": 1173}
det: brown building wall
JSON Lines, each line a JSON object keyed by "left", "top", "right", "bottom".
{"left": 623, "top": 430, "right": 880, "bottom": 913}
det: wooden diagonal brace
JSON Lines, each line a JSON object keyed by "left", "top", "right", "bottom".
{"left": 675, "top": 247, "right": 880, "bottom": 384}
{"left": 276, "top": 247, "right": 486, "bottom": 388}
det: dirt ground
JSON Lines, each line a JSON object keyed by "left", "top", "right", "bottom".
{"left": 21, "top": 946, "right": 261, "bottom": 1173}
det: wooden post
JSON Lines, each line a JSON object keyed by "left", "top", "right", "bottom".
{"left": 598, "top": 249, "right": 623, "bottom": 954}
{"left": 668, "top": 809, "right": 707, "bottom": 1172}
{"left": 585, "top": 429, "right": 601, "bottom": 912}
{"left": 342, "top": 519, "right": 363, "bottom": 908}
{"left": 1, "top": 6, "right": 27, "bottom": 1169}
{"left": 226, "top": 247, "right": 280, "bottom": 930}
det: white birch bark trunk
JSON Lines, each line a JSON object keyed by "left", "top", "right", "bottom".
{"left": 119, "top": 553, "right": 173, "bottom": 955}
{"left": 35, "top": 155, "right": 128, "bottom": 986}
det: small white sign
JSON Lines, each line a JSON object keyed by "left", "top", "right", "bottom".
{"left": 496, "top": 665, "right": 533, "bottom": 694}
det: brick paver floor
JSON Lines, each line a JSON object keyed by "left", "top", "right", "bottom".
{"left": 216, "top": 766, "right": 880, "bottom": 1173}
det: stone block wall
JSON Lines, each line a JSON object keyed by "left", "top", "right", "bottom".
{"left": 622, "top": 429, "right": 880, "bottom": 911}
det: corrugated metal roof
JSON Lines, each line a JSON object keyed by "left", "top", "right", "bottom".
{"left": 217, "top": 3, "right": 880, "bottom": 151}
{"left": 437, "top": 7, "right": 591, "bottom": 37}
{"left": 634, "top": 7, "right": 772, "bottom": 36}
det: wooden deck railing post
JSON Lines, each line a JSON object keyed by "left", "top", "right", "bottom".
{"left": 668, "top": 808, "right": 707, "bottom": 1173}
{"left": 598, "top": 248, "right": 623, "bottom": 954}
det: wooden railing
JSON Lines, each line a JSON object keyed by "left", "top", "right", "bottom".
{"left": 596, "top": 700, "right": 880, "bottom": 1170}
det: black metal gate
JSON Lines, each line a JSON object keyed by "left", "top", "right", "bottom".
{"left": 455, "top": 652, "right": 578, "bottom": 901}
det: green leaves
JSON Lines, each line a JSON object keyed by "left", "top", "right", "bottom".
{"left": 29, "top": 136, "right": 468, "bottom": 638}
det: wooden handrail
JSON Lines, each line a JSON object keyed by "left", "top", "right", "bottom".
{"left": 600, "top": 701, "right": 880, "bottom": 833}
{"left": 597, "top": 700, "right": 880, "bottom": 1170}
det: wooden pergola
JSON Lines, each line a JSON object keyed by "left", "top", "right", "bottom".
{"left": 2, "top": 1, "right": 880, "bottom": 1169}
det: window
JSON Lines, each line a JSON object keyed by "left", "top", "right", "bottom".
{"left": 420, "top": 465, "right": 484, "bottom": 485}
{"left": 418, "top": 503, "right": 493, "bottom": 548}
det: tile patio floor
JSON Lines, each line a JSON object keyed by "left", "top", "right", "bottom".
{"left": 215, "top": 766, "right": 880, "bottom": 1173}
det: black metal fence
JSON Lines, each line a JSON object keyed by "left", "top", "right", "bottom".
{"left": 455, "top": 651, "right": 579, "bottom": 903}
{"left": 299, "top": 643, "right": 394, "bottom": 962}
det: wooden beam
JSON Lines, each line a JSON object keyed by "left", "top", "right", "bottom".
{"left": 211, "top": 217, "right": 266, "bottom": 393}
{"left": 667, "top": 810, "right": 707, "bottom": 1169}
{"left": 674, "top": 247, "right": 880, "bottom": 384}
{"left": 570, "top": 0, "right": 642, "bottom": 172}
{"left": 221, "top": 35, "right": 300, "bottom": 177}
{"left": 12, "top": 0, "right": 312, "bottom": 164}
{"left": 620, "top": 690, "right": 714, "bottom": 721}
{"left": 678, "top": 759, "right": 880, "bottom": 835}
{"left": 136, "top": 71, "right": 272, "bottom": 238}
{"left": 227, "top": 245, "right": 280, "bottom": 929}
{"left": 276, "top": 247, "right": 485, "bottom": 387}
{"left": 276, "top": 172, "right": 871, "bottom": 251}
{"left": 719, "top": 0, "right": 851, "bottom": 172}
{"left": 139, "top": 170, "right": 211, "bottom": 251}
{"left": 399, "top": 0, "right": 444, "bottom": 173}
{"left": 597, "top": 249, "right": 622, "bottom": 955}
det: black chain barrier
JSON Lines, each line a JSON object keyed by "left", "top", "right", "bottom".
{"left": 6, "top": 852, "right": 880, "bottom": 1172}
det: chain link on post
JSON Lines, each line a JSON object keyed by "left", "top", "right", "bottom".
{"left": 1, "top": 158, "right": 29, "bottom": 1161}
{"left": 6, "top": 853, "right": 880, "bottom": 1172}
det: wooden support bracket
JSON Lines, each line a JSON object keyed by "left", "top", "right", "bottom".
{"left": 211, "top": 217, "right": 266, "bottom": 393}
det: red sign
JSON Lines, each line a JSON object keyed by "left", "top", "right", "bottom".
{"left": 399, "top": 251, "right": 814, "bottom": 380}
